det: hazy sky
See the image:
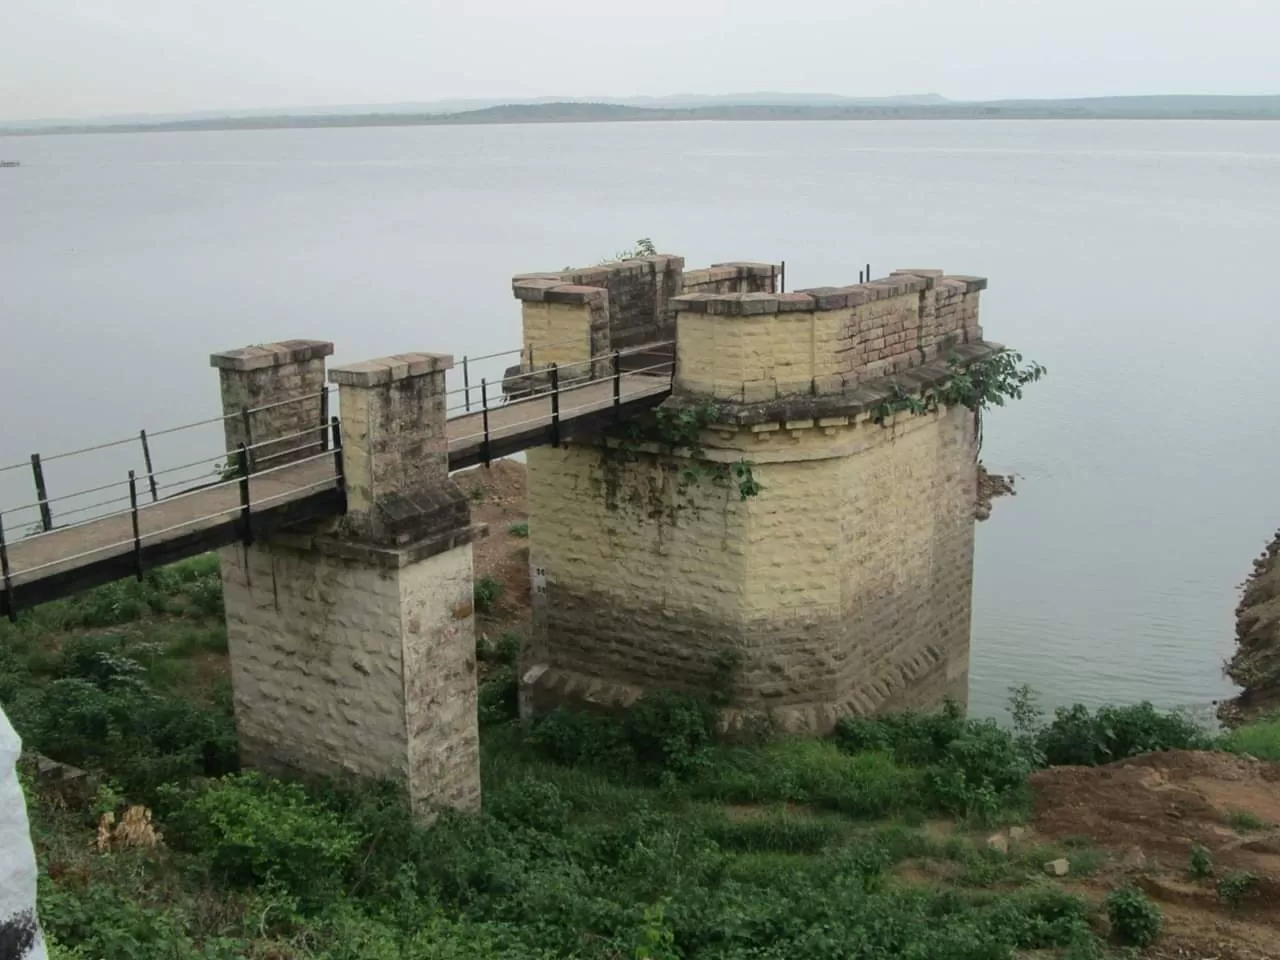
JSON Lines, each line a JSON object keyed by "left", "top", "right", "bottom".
{"left": 3, "top": 0, "right": 1277, "bottom": 121}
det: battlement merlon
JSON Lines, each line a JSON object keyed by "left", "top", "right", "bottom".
{"left": 671, "top": 270, "right": 989, "bottom": 412}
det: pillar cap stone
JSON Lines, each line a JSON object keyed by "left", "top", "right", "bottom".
{"left": 210, "top": 339, "right": 334, "bottom": 372}
{"left": 329, "top": 353, "right": 453, "bottom": 386}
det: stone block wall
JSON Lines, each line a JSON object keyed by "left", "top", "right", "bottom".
{"left": 524, "top": 405, "right": 975, "bottom": 730}
{"left": 673, "top": 272, "right": 984, "bottom": 402}
{"left": 512, "top": 255, "right": 685, "bottom": 359}
{"left": 210, "top": 340, "right": 333, "bottom": 468}
{"left": 220, "top": 536, "right": 480, "bottom": 815}
{"left": 681, "top": 262, "right": 779, "bottom": 295}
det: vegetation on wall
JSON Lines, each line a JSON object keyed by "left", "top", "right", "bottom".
{"left": 600, "top": 398, "right": 761, "bottom": 512}
{"left": 872, "top": 350, "right": 1047, "bottom": 450}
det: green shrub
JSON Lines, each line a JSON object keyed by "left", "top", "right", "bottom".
{"left": 474, "top": 576, "right": 503, "bottom": 615}
{"left": 479, "top": 666, "right": 519, "bottom": 727}
{"left": 1217, "top": 870, "right": 1259, "bottom": 907}
{"left": 26, "top": 673, "right": 237, "bottom": 802}
{"left": 1106, "top": 885, "right": 1162, "bottom": 946}
{"left": 1037, "top": 702, "right": 1208, "bottom": 767}
{"left": 623, "top": 689, "right": 717, "bottom": 779}
{"left": 486, "top": 777, "right": 570, "bottom": 834}
{"left": 1226, "top": 809, "right": 1267, "bottom": 831}
{"left": 1188, "top": 844, "right": 1213, "bottom": 879}
{"left": 507, "top": 522, "right": 529, "bottom": 538}
{"left": 170, "top": 772, "right": 361, "bottom": 907}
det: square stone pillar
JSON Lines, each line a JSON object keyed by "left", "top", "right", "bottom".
{"left": 210, "top": 339, "right": 334, "bottom": 467}
{"left": 217, "top": 350, "right": 483, "bottom": 821}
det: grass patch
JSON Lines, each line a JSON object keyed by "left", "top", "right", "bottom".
{"left": 1226, "top": 809, "right": 1268, "bottom": 831}
{"left": 1220, "top": 717, "right": 1280, "bottom": 761}
{"left": 507, "top": 521, "right": 529, "bottom": 538}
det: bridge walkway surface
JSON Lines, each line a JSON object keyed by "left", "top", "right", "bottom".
{"left": 0, "top": 342, "right": 672, "bottom": 616}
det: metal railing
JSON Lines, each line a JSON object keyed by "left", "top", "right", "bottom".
{"left": 0, "top": 421, "right": 344, "bottom": 621}
{"left": 448, "top": 342, "right": 676, "bottom": 467}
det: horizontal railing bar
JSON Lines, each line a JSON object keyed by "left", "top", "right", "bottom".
{"left": 461, "top": 332, "right": 603, "bottom": 365}
{"left": 448, "top": 377, "right": 671, "bottom": 446}
{"left": 12, "top": 449, "right": 337, "bottom": 549}
{"left": 12, "top": 472, "right": 342, "bottom": 578}
{"left": 447, "top": 358, "right": 673, "bottom": 421}
{"left": 442, "top": 339, "right": 675, "bottom": 400}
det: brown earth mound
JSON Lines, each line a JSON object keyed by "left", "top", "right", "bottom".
{"left": 1033, "top": 750, "right": 1280, "bottom": 959}
{"left": 1221, "top": 530, "right": 1280, "bottom": 726}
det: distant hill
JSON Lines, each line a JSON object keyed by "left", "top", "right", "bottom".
{"left": 4, "top": 94, "right": 1279, "bottom": 136}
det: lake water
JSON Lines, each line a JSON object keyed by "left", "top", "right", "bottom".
{"left": 3, "top": 120, "right": 1279, "bottom": 718}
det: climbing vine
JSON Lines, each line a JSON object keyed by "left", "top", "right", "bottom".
{"left": 872, "top": 349, "right": 1046, "bottom": 452}
{"left": 602, "top": 399, "right": 762, "bottom": 505}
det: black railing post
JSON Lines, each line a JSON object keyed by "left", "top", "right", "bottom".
{"left": 30, "top": 453, "right": 51, "bottom": 531}
{"left": 319, "top": 389, "right": 330, "bottom": 452}
{"left": 240, "top": 408, "right": 254, "bottom": 468}
{"left": 0, "top": 511, "right": 14, "bottom": 623}
{"left": 128, "top": 470, "right": 144, "bottom": 581}
{"left": 139, "top": 429, "right": 159, "bottom": 502}
{"left": 463, "top": 356, "right": 471, "bottom": 413}
{"left": 330, "top": 416, "right": 345, "bottom": 499}
{"left": 780, "top": 260, "right": 786, "bottom": 294}
{"left": 480, "top": 378, "right": 492, "bottom": 467}
{"left": 237, "top": 442, "right": 253, "bottom": 547}
{"left": 549, "top": 363, "right": 561, "bottom": 448}
{"left": 612, "top": 350, "right": 622, "bottom": 421}
{"left": 866, "top": 262, "right": 871, "bottom": 282}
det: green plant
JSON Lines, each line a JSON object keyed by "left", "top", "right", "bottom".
{"left": 1219, "top": 716, "right": 1280, "bottom": 761}
{"left": 1036, "top": 701, "right": 1209, "bottom": 767}
{"left": 507, "top": 521, "right": 529, "bottom": 538}
{"left": 1226, "top": 809, "right": 1267, "bottom": 831}
{"left": 473, "top": 576, "right": 503, "bottom": 615}
{"left": 1188, "top": 844, "right": 1214, "bottom": 879}
{"left": 469, "top": 484, "right": 485, "bottom": 503}
{"left": 1217, "top": 870, "right": 1259, "bottom": 906}
{"left": 633, "top": 901, "right": 678, "bottom": 960}
{"left": 1106, "top": 885, "right": 1162, "bottom": 946}
{"left": 606, "top": 237, "right": 658, "bottom": 263}
{"left": 169, "top": 771, "right": 361, "bottom": 908}
{"left": 478, "top": 665, "right": 519, "bottom": 727}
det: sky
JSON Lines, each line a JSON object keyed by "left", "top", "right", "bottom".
{"left": 3, "top": 0, "right": 1277, "bottom": 122}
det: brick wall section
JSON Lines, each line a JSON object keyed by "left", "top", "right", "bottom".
{"left": 524, "top": 405, "right": 975, "bottom": 731}
{"left": 209, "top": 340, "right": 333, "bottom": 468}
{"left": 673, "top": 271, "right": 985, "bottom": 402}
{"left": 513, "top": 255, "right": 685, "bottom": 355}
{"left": 681, "top": 262, "right": 779, "bottom": 295}
{"left": 220, "top": 537, "right": 481, "bottom": 818}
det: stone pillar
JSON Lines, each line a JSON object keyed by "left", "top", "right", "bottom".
{"left": 209, "top": 339, "right": 334, "bottom": 468}
{"left": 523, "top": 269, "right": 994, "bottom": 732}
{"left": 215, "top": 346, "right": 483, "bottom": 820}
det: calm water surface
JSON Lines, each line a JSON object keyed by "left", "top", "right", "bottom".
{"left": 3, "top": 120, "right": 1279, "bottom": 717}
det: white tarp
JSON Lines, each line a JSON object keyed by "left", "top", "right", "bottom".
{"left": 0, "top": 707, "right": 47, "bottom": 960}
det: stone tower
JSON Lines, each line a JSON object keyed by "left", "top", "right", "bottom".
{"left": 517, "top": 261, "right": 994, "bottom": 732}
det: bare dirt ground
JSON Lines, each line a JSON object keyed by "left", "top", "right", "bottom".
{"left": 1033, "top": 751, "right": 1280, "bottom": 959}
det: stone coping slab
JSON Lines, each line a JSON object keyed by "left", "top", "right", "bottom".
{"left": 329, "top": 353, "right": 453, "bottom": 386}
{"left": 210, "top": 339, "right": 334, "bottom": 372}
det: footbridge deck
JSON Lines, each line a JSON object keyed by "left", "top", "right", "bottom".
{"left": 0, "top": 343, "right": 672, "bottom": 616}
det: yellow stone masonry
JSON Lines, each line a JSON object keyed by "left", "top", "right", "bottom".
{"left": 524, "top": 406, "right": 976, "bottom": 730}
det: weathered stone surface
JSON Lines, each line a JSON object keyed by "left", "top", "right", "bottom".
{"left": 523, "top": 403, "right": 976, "bottom": 731}
{"left": 987, "top": 833, "right": 1010, "bottom": 855}
{"left": 1044, "top": 858, "right": 1071, "bottom": 877}
{"left": 220, "top": 538, "right": 480, "bottom": 821}
{"left": 211, "top": 340, "right": 333, "bottom": 468}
